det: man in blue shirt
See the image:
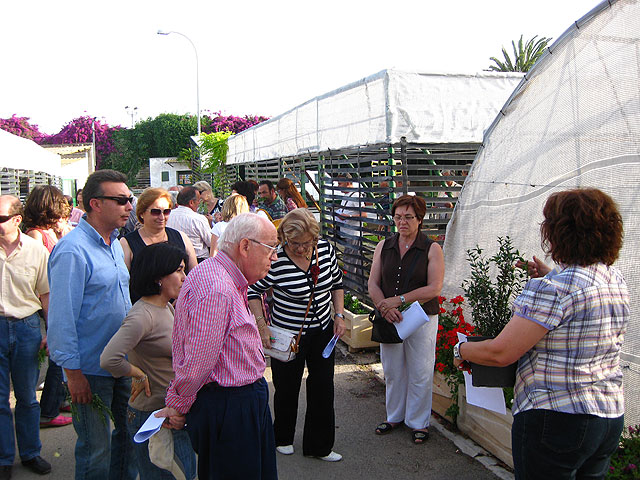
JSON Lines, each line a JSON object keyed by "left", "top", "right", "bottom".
{"left": 48, "top": 170, "right": 137, "bottom": 480}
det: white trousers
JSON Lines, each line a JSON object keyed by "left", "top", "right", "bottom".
{"left": 379, "top": 314, "right": 438, "bottom": 430}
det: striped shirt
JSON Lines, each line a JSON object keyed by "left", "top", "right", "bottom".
{"left": 165, "top": 251, "right": 266, "bottom": 414}
{"left": 512, "top": 263, "right": 629, "bottom": 417}
{"left": 248, "top": 239, "right": 343, "bottom": 334}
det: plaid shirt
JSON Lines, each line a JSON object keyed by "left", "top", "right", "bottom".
{"left": 165, "top": 252, "right": 266, "bottom": 414}
{"left": 512, "top": 263, "right": 629, "bottom": 417}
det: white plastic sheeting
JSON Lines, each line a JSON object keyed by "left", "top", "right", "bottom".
{"left": 443, "top": 0, "right": 640, "bottom": 427}
{"left": 226, "top": 69, "right": 522, "bottom": 165}
{"left": 0, "top": 128, "right": 61, "bottom": 176}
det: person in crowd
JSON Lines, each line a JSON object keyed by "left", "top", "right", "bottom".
{"left": 248, "top": 180, "right": 260, "bottom": 208}
{"left": 368, "top": 195, "right": 444, "bottom": 444}
{"left": 335, "top": 174, "right": 365, "bottom": 276}
{"left": 209, "top": 194, "right": 249, "bottom": 257}
{"left": 101, "top": 243, "right": 195, "bottom": 480}
{"left": 47, "top": 170, "right": 137, "bottom": 480}
{"left": 157, "top": 213, "right": 278, "bottom": 480}
{"left": 165, "top": 186, "right": 211, "bottom": 263}
{"left": 0, "top": 196, "right": 52, "bottom": 478}
{"left": 193, "top": 180, "right": 222, "bottom": 225}
{"left": 453, "top": 188, "right": 629, "bottom": 479}
{"left": 258, "top": 180, "right": 287, "bottom": 220}
{"left": 248, "top": 208, "right": 345, "bottom": 461}
{"left": 121, "top": 192, "right": 141, "bottom": 237}
{"left": 69, "top": 189, "right": 85, "bottom": 226}
{"left": 120, "top": 187, "right": 197, "bottom": 303}
{"left": 231, "top": 181, "right": 257, "bottom": 211}
{"left": 22, "top": 185, "right": 73, "bottom": 429}
{"left": 276, "top": 178, "right": 307, "bottom": 212}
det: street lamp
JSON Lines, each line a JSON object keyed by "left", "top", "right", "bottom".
{"left": 124, "top": 106, "right": 138, "bottom": 128}
{"left": 157, "top": 30, "right": 201, "bottom": 136}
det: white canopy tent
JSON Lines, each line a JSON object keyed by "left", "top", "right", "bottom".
{"left": 0, "top": 128, "right": 61, "bottom": 177}
{"left": 226, "top": 69, "right": 523, "bottom": 164}
{"left": 444, "top": 0, "right": 640, "bottom": 427}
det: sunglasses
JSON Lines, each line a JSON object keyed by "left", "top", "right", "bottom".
{"left": 0, "top": 214, "right": 18, "bottom": 223}
{"left": 96, "top": 196, "right": 134, "bottom": 205}
{"left": 149, "top": 208, "right": 172, "bottom": 217}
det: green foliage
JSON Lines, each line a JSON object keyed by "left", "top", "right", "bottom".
{"left": 607, "top": 425, "right": 640, "bottom": 478}
{"left": 488, "top": 35, "right": 551, "bottom": 72}
{"left": 37, "top": 347, "right": 47, "bottom": 370}
{"left": 67, "top": 393, "right": 115, "bottom": 427}
{"left": 344, "top": 293, "right": 370, "bottom": 314}
{"left": 461, "top": 236, "right": 528, "bottom": 338}
{"left": 198, "top": 130, "right": 233, "bottom": 192}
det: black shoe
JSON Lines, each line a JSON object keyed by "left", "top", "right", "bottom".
{"left": 0, "top": 465, "right": 12, "bottom": 480}
{"left": 21, "top": 456, "right": 51, "bottom": 475}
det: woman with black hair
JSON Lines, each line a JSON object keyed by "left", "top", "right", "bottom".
{"left": 101, "top": 243, "right": 196, "bottom": 480}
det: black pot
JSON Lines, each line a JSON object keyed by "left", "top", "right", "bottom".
{"left": 467, "top": 336, "right": 517, "bottom": 388}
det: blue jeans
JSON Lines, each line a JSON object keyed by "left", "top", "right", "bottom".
{"left": 0, "top": 314, "right": 42, "bottom": 465}
{"left": 40, "top": 357, "right": 66, "bottom": 419}
{"left": 126, "top": 405, "right": 196, "bottom": 480}
{"left": 71, "top": 374, "right": 137, "bottom": 480}
{"left": 512, "top": 409, "right": 624, "bottom": 479}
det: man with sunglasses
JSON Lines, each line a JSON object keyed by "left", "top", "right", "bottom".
{"left": 47, "top": 170, "right": 137, "bottom": 480}
{"left": 157, "top": 213, "right": 279, "bottom": 480}
{"left": 0, "top": 196, "right": 52, "bottom": 479}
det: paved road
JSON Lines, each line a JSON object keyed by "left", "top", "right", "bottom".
{"left": 10, "top": 346, "right": 500, "bottom": 479}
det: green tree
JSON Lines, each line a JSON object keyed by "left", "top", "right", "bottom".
{"left": 487, "top": 35, "right": 551, "bottom": 72}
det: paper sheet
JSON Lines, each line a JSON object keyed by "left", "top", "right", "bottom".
{"left": 395, "top": 301, "right": 430, "bottom": 340}
{"left": 457, "top": 333, "right": 507, "bottom": 415}
{"left": 134, "top": 409, "right": 165, "bottom": 443}
{"left": 263, "top": 325, "right": 296, "bottom": 362}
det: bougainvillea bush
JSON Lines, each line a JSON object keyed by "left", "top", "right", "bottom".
{"left": 607, "top": 425, "right": 640, "bottom": 479}
{"left": 0, "top": 115, "right": 49, "bottom": 143}
{"left": 435, "top": 295, "right": 474, "bottom": 421}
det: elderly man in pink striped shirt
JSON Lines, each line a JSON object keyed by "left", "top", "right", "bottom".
{"left": 157, "top": 213, "right": 279, "bottom": 480}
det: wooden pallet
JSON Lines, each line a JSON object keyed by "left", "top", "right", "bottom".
{"left": 341, "top": 307, "right": 379, "bottom": 352}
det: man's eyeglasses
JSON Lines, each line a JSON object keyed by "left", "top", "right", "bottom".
{"left": 249, "top": 239, "right": 279, "bottom": 256}
{"left": 149, "top": 208, "right": 172, "bottom": 217}
{"left": 0, "top": 214, "right": 19, "bottom": 223}
{"left": 96, "top": 196, "right": 134, "bottom": 206}
{"left": 393, "top": 214, "right": 416, "bottom": 222}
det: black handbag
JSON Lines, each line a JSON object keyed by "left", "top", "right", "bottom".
{"left": 369, "top": 248, "right": 420, "bottom": 344}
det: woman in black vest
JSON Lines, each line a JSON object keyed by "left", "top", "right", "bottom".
{"left": 368, "top": 195, "right": 444, "bottom": 444}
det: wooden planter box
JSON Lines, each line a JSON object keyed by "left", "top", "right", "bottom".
{"left": 341, "top": 307, "right": 379, "bottom": 352}
{"left": 432, "top": 371, "right": 455, "bottom": 423}
{"left": 457, "top": 385, "right": 514, "bottom": 468}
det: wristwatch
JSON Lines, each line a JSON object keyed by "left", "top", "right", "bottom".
{"left": 453, "top": 341, "right": 464, "bottom": 360}
{"left": 399, "top": 295, "right": 406, "bottom": 305}
{"left": 334, "top": 313, "right": 345, "bottom": 319}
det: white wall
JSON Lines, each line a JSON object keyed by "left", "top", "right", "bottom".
{"left": 149, "top": 157, "right": 192, "bottom": 189}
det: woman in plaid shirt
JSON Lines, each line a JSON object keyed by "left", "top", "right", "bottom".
{"left": 454, "top": 188, "right": 629, "bottom": 480}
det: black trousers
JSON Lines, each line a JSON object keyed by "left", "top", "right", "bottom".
{"left": 271, "top": 325, "right": 335, "bottom": 457}
{"left": 185, "top": 378, "right": 277, "bottom": 480}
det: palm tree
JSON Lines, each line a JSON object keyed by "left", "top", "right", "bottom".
{"left": 487, "top": 35, "right": 551, "bottom": 72}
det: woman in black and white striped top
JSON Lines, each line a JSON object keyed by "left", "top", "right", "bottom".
{"left": 248, "top": 208, "right": 345, "bottom": 462}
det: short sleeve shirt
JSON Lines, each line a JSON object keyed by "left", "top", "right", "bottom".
{"left": 512, "top": 263, "right": 629, "bottom": 417}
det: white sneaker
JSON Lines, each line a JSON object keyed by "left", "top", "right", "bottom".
{"left": 318, "top": 451, "right": 342, "bottom": 462}
{"left": 276, "top": 445, "right": 294, "bottom": 455}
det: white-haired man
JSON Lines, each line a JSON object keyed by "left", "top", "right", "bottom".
{"left": 158, "top": 213, "right": 278, "bottom": 480}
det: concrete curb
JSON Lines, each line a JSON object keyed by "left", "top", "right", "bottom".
{"left": 365, "top": 356, "right": 514, "bottom": 480}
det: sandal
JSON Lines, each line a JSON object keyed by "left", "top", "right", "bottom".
{"left": 375, "top": 422, "right": 400, "bottom": 435}
{"left": 412, "top": 429, "right": 429, "bottom": 444}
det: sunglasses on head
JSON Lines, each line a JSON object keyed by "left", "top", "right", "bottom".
{"left": 0, "top": 214, "right": 18, "bottom": 223}
{"left": 149, "top": 208, "right": 172, "bottom": 217}
{"left": 96, "top": 196, "right": 134, "bottom": 205}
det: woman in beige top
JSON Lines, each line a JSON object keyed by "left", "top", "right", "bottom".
{"left": 100, "top": 243, "right": 195, "bottom": 480}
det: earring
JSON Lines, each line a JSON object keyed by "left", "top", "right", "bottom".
{"left": 158, "top": 282, "right": 162, "bottom": 287}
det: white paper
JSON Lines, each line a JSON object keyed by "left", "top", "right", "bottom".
{"left": 134, "top": 409, "right": 165, "bottom": 443}
{"left": 263, "top": 325, "right": 296, "bottom": 362}
{"left": 395, "top": 301, "right": 430, "bottom": 340}
{"left": 457, "top": 333, "right": 507, "bottom": 415}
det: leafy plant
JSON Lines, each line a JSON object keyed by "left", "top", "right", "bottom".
{"left": 198, "top": 130, "right": 234, "bottom": 192}
{"left": 461, "top": 236, "right": 528, "bottom": 338}
{"left": 37, "top": 347, "right": 47, "bottom": 369}
{"left": 67, "top": 393, "right": 115, "bottom": 427}
{"left": 435, "top": 295, "right": 474, "bottom": 421}
{"left": 608, "top": 425, "right": 640, "bottom": 479}
{"left": 487, "top": 35, "right": 551, "bottom": 72}
{"left": 344, "top": 293, "right": 370, "bottom": 314}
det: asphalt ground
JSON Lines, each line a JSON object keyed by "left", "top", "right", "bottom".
{"left": 8, "top": 345, "right": 506, "bottom": 480}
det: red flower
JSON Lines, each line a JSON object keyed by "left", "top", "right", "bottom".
{"left": 439, "top": 307, "right": 446, "bottom": 314}
{"left": 438, "top": 296, "right": 446, "bottom": 304}
{"left": 451, "top": 295, "right": 465, "bottom": 305}
{"left": 436, "top": 363, "right": 445, "bottom": 373}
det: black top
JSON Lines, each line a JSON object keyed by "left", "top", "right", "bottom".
{"left": 123, "top": 227, "right": 187, "bottom": 304}
{"left": 380, "top": 232, "right": 439, "bottom": 315}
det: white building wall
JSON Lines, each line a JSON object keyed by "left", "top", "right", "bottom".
{"left": 149, "top": 157, "right": 192, "bottom": 189}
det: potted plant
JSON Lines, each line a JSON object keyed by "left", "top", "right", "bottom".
{"left": 461, "top": 236, "right": 528, "bottom": 388}
{"left": 342, "top": 293, "right": 378, "bottom": 351}
{"left": 434, "top": 295, "right": 475, "bottom": 422}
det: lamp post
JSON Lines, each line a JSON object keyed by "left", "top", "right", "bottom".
{"left": 124, "top": 106, "right": 138, "bottom": 128}
{"left": 157, "top": 30, "right": 201, "bottom": 136}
